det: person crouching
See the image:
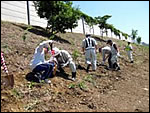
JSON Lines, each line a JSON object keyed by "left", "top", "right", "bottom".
{"left": 52, "top": 47, "right": 76, "bottom": 81}
{"left": 29, "top": 40, "right": 55, "bottom": 84}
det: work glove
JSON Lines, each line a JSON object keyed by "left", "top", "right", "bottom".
{"left": 117, "top": 52, "right": 121, "bottom": 57}
{"left": 61, "top": 63, "right": 68, "bottom": 68}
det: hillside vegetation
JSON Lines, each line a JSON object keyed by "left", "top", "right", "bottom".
{"left": 1, "top": 21, "right": 149, "bottom": 112}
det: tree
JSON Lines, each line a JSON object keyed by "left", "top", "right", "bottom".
{"left": 80, "top": 13, "right": 91, "bottom": 34}
{"left": 104, "top": 23, "right": 115, "bottom": 37}
{"left": 105, "top": 24, "right": 114, "bottom": 38}
{"left": 136, "top": 36, "right": 142, "bottom": 44}
{"left": 95, "top": 16, "right": 103, "bottom": 36}
{"left": 116, "top": 29, "right": 121, "bottom": 39}
{"left": 122, "top": 32, "right": 129, "bottom": 40}
{"left": 83, "top": 16, "right": 97, "bottom": 35}
{"left": 131, "top": 29, "right": 138, "bottom": 41}
{"left": 68, "top": 8, "right": 82, "bottom": 32}
{"left": 87, "top": 17, "right": 97, "bottom": 35}
{"left": 95, "top": 15, "right": 112, "bottom": 37}
{"left": 113, "top": 28, "right": 121, "bottom": 39}
{"left": 33, "top": 1, "right": 81, "bottom": 36}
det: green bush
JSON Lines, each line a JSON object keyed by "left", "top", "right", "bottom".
{"left": 72, "top": 50, "right": 80, "bottom": 63}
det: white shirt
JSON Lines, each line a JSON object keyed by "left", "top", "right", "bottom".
{"left": 30, "top": 40, "right": 53, "bottom": 70}
{"left": 102, "top": 46, "right": 111, "bottom": 54}
{"left": 56, "top": 50, "right": 72, "bottom": 65}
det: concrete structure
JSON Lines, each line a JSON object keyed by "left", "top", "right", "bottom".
{"left": 1, "top": 1, "right": 132, "bottom": 42}
{"left": 1, "top": 1, "right": 47, "bottom": 27}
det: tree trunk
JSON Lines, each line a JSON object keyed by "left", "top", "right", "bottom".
{"left": 111, "top": 31, "right": 112, "bottom": 38}
{"left": 100, "top": 28, "right": 103, "bottom": 37}
{"left": 102, "top": 29, "right": 104, "bottom": 37}
{"left": 119, "top": 35, "right": 121, "bottom": 39}
{"left": 82, "top": 17, "right": 85, "bottom": 35}
{"left": 106, "top": 29, "right": 108, "bottom": 37}
{"left": 92, "top": 25, "right": 94, "bottom": 35}
{"left": 46, "top": 22, "right": 49, "bottom": 32}
{"left": 71, "top": 28, "right": 73, "bottom": 33}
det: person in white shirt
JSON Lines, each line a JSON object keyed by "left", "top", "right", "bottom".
{"left": 99, "top": 46, "right": 111, "bottom": 68}
{"left": 29, "top": 40, "right": 55, "bottom": 83}
{"left": 107, "top": 40, "right": 120, "bottom": 70}
{"left": 82, "top": 34, "right": 97, "bottom": 73}
{"left": 52, "top": 47, "right": 76, "bottom": 81}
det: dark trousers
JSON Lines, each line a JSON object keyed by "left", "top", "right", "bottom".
{"left": 108, "top": 53, "right": 112, "bottom": 68}
{"left": 33, "top": 63, "right": 53, "bottom": 80}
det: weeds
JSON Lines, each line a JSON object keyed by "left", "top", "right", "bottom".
{"left": 27, "top": 82, "right": 36, "bottom": 89}
{"left": 11, "top": 88, "right": 20, "bottom": 97}
{"left": 2, "top": 45, "right": 9, "bottom": 49}
{"left": 22, "top": 25, "right": 33, "bottom": 42}
{"left": 84, "top": 75, "right": 93, "bottom": 83}
{"left": 49, "top": 35, "right": 55, "bottom": 40}
{"left": 68, "top": 81, "right": 87, "bottom": 91}
{"left": 70, "top": 40, "right": 75, "bottom": 45}
{"left": 68, "top": 83, "right": 76, "bottom": 89}
{"left": 11, "top": 88, "right": 23, "bottom": 99}
{"left": 24, "top": 99, "right": 40, "bottom": 111}
{"left": 78, "top": 81, "right": 87, "bottom": 90}
{"left": 72, "top": 50, "right": 80, "bottom": 64}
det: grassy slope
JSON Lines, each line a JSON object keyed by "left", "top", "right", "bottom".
{"left": 1, "top": 21, "right": 149, "bottom": 112}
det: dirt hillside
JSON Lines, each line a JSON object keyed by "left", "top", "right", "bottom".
{"left": 1, "top": 21, "right": 149, "bottom": 112}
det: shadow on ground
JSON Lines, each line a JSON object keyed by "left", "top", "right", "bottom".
{"left": 12, "top": 23, "right": 71, "bottom": 44}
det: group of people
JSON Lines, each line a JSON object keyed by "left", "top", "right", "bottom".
{"left": 29, "top": 40, "right": 77, "bottom": 83}
{"left": 28, "top": 34, "right": 134, "bottom": 84}
{"left": 1, "top": 34, "right": 134, "bottom": 85}
{"left": 82, "top": 34, "right": 122, "bottom": 72}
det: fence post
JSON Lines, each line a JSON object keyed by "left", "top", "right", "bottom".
{"left": 82, "top": 17, "right": 85, "bottom": 35}
{"left": 27, "top": 1, "right": 30, "bottom": 25}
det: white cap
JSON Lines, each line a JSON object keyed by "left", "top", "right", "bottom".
{"left": 52, "top": 47, "right": 60, "bottom": 57}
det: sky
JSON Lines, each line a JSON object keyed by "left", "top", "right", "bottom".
{"left": 72, "top": 1, "right": 149, "bottom": 44}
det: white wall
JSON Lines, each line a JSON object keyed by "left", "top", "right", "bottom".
{"left": 1, "top": 1, "right": 27, "bottom": 24}
{"left": 28, "top": 1, "right": 47, "bottom": 27}
{"left": 1, "top": 1, "right": 47, "bottom": 27}
{"left": 1, "top": 1, "right": 129, "bottom": 41}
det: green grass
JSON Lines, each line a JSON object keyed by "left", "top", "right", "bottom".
{"left": 22, "top": 25, "right": 33, "bottom": 42}
{"left": 68, "top": 81, "right": 87, "bottom": 91}
{"left": 27, "top": 82, "right": 36, "bottom": 89}
{"left": 72, "top": 49, "right": 80, "bottom": 64}
{"left": 11, "top": 88, "right": 24, "bottom": 99}
{"left": 68, "top": 83, "right": 76, "bottom": 89}
{"left": 49, "top": 35, "right": 55, "bottom": 40}
{"left": 77, "top": 81, "right": 87, "bottom": 90}
{"left": 2, "top": 45, "right": 9, "bottom": 49}
{"left": 84, "top": 75, "right": 93, "bottom": 83}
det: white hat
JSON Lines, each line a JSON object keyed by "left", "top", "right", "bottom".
{"left": 52, "top": 47, "right": 60, "bottom": 57}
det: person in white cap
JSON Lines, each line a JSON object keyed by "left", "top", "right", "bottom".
{"left": 107, "top": 40, "right": 120, "bottom": 70}
{"left": 52, "top": 47, "right": 76, "bottom": 81}
{"left": 124, "top": 42, "right": 134, "bottom": 63}
{"left": 99, "top": 46, "right": 111, "bottom": 68}
{"left": 29, "top": 40, "right": 55, "bottom": 83}
{"left": 82, "top": 34, "right": 97, "bottom": 73}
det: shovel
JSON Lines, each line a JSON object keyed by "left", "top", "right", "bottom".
{"left": 1, "top": 74, "right": 14, "bottom": 89}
